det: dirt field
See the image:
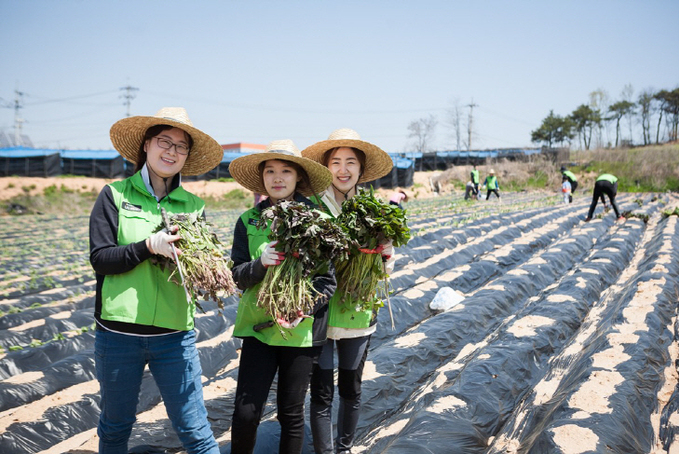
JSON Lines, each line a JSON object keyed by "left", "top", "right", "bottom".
{"left": 0, "top": 172, "right": 441, "bottom": 202}
{"left": 4, "top": 175, "right": 677, "bottom": 453}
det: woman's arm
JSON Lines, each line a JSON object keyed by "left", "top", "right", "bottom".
{"left": 89, "top": 186, "right": 152, "bottom": 275}
{"left": 230, "top": 217, "right": 267, "bottom": 291}
{"left": 309, "top": 261, "right": 336, "bottom": 315}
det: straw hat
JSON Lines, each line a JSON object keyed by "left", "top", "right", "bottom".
{"left": 302, "top": 128, "right": 393, "bottom": 183}
{"left": 489, "top": 169, "right": 496, "bottom": 175}
{"left": 110, "top": 107, "right": 223, "bottom": 176}
{"left": 228, "top": 139, "right": 332, "bottom": 197}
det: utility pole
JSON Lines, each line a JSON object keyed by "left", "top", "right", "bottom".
{"left": 13, "top": 90, "right": 25, "bottom": 147}
{"left": 467, "top": 98, "right": 477, "bottom": 151}
{"left": 120, "top": 85, "right": 139, "bottom": 117}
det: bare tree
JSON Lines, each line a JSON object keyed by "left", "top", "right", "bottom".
{"left": 621, "top": 84, "right": 636, "bottom": 143}
{"left": 637, "top": 88, "right": 655, "bottom": 145}
{"left": 445, "top": 98, "right": 463, "bottom": 151}
{"left": 407, "top": 114, "right": 438, "bottom": 153}
{"left": 589, "top": 89, "right": 610, "bottom": 147}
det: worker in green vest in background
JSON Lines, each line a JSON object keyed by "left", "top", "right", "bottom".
{"left": 482, "top": 168, "right": 500, "bottom": 200}
{"left": 585, "top": 173, "right": 623, "bottom": 222}
{"left": 560, "top": 165, "right": 578, "bottom": 203}
{"left": 471, "top": 164, "right": 480, "bottom": 198}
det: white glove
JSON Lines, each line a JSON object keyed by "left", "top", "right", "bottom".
{"left": 378, "top": 240, "right": 394, "bottom": 260}
{"left": 147, "top": 228, "right": 181, "bottom": 259}
{"left": 261, "top": 240, "right": 285, "bottom": 268}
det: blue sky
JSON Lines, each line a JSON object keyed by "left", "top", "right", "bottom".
{"left": 1, "top": 0, "right": 677, "bottom": 152}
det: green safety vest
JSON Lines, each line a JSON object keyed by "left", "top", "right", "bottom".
{"left": 486, "top": 175, "right": 498, "bottom": 189}
{"left": 596, "top": 174, "right": 618, "bottom": 184}
{"left": 102, "top": 172, "right": 204, "bottom": 331}
{"left": 311, "top": 196, "right": 377, "bottom": 330}
{"left": 471, "top": 169, "right": 480, "bottom": 184}
{"left": 562, "top": 170, "right": 577, "bottom": 182}
{"left": 232, "top": 206, "right": 319, "bottom": 346}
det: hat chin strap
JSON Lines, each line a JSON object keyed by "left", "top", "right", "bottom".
{"left": 332, "top": 170, "right": 362, "bottom": 202}
{"left": 146, "top": 159, "right": 172, "bottom": 200}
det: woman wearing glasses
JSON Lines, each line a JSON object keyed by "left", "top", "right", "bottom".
{"left": 89, "top": 107, "right": 223, "bottom": 453}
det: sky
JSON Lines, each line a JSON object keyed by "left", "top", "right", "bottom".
{"left": 1, "top": 0, "right": 678, "bottom": 153}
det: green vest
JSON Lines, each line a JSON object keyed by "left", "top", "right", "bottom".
{"left": 311, "top": 196, "right": 377, "bottom": 330}
{"left": 597, "top": 173, "right": 618, "bottom": 184}
{"left": 486, "top": 175, "right": 498, "bottom": 189}
{"left": 101, "top": 172, "right": 204, "bottom": 331}
{"left": 562, "top": 170, "right": 577, "bottom": 182}
{"left": 471, "top": 169, "right": 480, "bottom": 184}
{"left": 232, "top": 206, "right": 317, "bottom": 347}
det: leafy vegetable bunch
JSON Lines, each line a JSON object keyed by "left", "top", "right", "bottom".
{"left": 335, "top": 187, "right": 411, "bottom": 310}
{"left": 154, "top": 210, "right": 237, "bottom": 312}
{"left": 256, "top": 200, "right": 350, "bottom": 327}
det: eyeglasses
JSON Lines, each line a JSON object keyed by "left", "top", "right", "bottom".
{"left": 154, "top": 137, "right": 190, "bottom": 155}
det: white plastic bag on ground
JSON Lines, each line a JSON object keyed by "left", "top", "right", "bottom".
{"left": 429, "top": 286, "right": 465, "bottom": 311}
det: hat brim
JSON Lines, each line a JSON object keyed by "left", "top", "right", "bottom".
{"left": 228, "top": 153, "right": 333, "bottom": 197}
{"left": 110, "top": 116, "right": 223, "bottom": 176}
{"left": 302, "top": 139, "right": 393, "bottom": 183}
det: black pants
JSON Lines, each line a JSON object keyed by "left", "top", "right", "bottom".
{"left": 569, "top": 180, "right": 578, "bottom": 203}
{"left": 486, "top": 188, "right": 500, "bottom": 200}
{"left": 310, "top": 336, "right": 371, "bottom": 454}
{"left": 587, "top": 180, "right": 620, "bottom": 219}
{"left": 231, "top": 337, "right": 321, "bottom": 454}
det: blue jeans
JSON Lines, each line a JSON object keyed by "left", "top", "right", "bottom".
{"left": 95, "top": 329, "right": 219, "bottom": 454}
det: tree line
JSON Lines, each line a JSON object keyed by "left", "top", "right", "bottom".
{"left": 531, "top": 85, "right": 679, "bottom": 150}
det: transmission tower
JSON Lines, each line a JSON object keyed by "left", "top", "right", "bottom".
{"left": 467, "top": 98, "right": 477, "bottom": 151}
{"left": 0, "top": 90, "right": 29, "bottom": 146}
{"left": 120, "top": 85, "right": 139, "bottom": 117}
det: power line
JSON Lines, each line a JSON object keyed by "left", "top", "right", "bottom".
{"left": 24, "top": 89, "right": 119, "bottom": 105}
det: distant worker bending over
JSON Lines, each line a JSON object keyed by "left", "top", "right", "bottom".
{"left": 482, "top": 169, "right": 500, "bottom": 200}
{"left": 585, "top": 173, "right": 623, "bottom": 222}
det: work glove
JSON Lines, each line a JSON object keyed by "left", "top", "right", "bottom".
{"left": 277, "top": 310, "right": 310, "bottom": 329}
{"left": 147, "top": 226, "right": 181, "bottom": 259}
{"left": 261, "top": 240, "right": 285, "bottom": 268}
{"left": 377, "top": 240, "right": 394, "bottom": 261}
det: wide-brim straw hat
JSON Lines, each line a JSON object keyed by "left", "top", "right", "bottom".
{"left": 110, "top": 107, "right": 224, "bottom": 176}
{"left": 301, "top": 128, "right": 393, "bottom": 183}
{"left": 228, "top": 139, "right": 333, "bottom": 197}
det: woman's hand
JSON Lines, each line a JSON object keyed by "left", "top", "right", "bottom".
{"left": 147, "top": 226, "right": 181, "bottom": 259}
{"left": 261, "top": 240, "right": 285, "bottom": 267}
{"left": 276, "top": 310, "right": 310, "bottom": 329}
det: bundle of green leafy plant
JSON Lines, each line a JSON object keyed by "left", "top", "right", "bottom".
{"left": 256, "top": 201, "right": 350, "bottom": 331}
{"left": 153, "top": 209, "right": 237, "bottom": 312}
{"left": 335, "top": 187, "right": 411, "bottom": 311}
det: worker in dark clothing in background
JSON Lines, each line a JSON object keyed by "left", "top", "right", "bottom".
{"left": 471, "top": 165, "right": 480, "bottom": 198}
{"left": 585, "top": 173, "right": 623, "bottom": 222}
{"left": 482, "top": 169, "right": 500, "bottom": 200}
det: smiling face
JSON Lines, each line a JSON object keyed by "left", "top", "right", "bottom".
{"left": 327, "top": 147, "right": 362, "bottom": 197}
{"left": 262, "top": 159, "right": 301, "bottom": 203}
{"left": 143, "top": 127, "right": 190, "bottom": 179}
